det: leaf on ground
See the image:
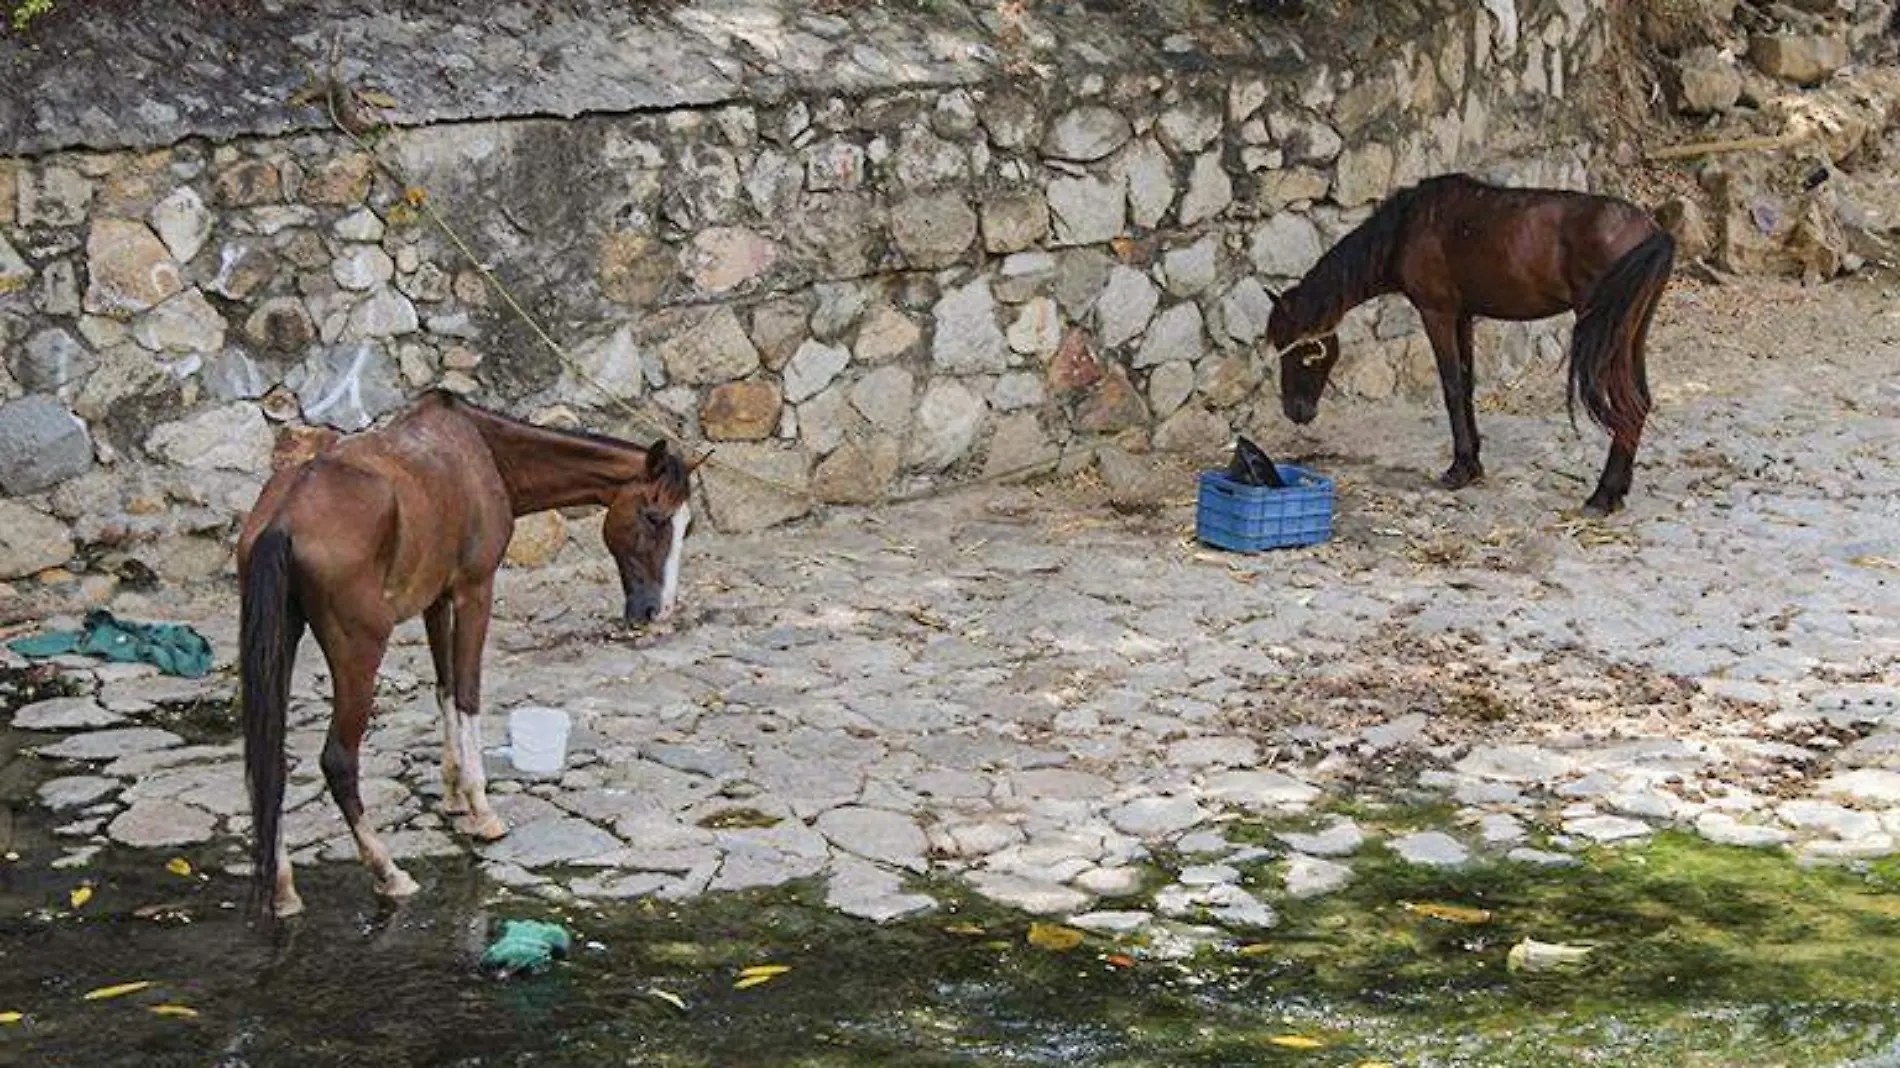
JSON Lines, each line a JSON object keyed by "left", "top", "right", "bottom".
{"left": 69, "top": 885, "right": 93, "bottom": 909}
{"left": 647, "top": 989, "right": 688, "bottom": 1012}
{"left": 1402, "top": 901, "right": 1493, "bottom": 925}
{"left": 1267, "top": 1034, "right": 1327, "bottom": 1049}
{"left": 1507, "top": 938, "right": 1594, "bottom": 973}
{"left": 148, "top": 1004, "right": 199, "bottom": 1018}
{"left": 737, "top": 964, "right": 791, "bottom": 979}
{"left": 1103, "top": 953, "right": 1136, "bottom": 968}
{"left": 733, "top": 974, "right": 778, "bottom": 991}
{"left": 1235, "top": 943, "right": 1276, "bottom": 957}
{"left": 943, "top": 922, "right": 986, "bottom": 936}
{"left": 358, "top": 89, "right": 400, "bottom": 108}
{"left": 81, "top": 981, "right": 153, "bottom": 1001}
{"left": 165, "top": 858, "right": 192, "bottom": 878}
{"left": 1026, "top": 923, "right": 1084, "bottom": 951}
{"left": 0, "top": 1011, "right": 22, "bottom": 1024}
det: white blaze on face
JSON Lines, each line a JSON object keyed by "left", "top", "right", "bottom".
{"left": 659, "top": 504, "right": 688, "bottom": 617}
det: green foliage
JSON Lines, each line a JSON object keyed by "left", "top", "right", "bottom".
{"left": 9, "top": 0, "right": 54, "bottom": 33}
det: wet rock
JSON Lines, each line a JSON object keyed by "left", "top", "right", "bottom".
{"left": 482, "top": 816, "right": 622, "bottom": 868}
{"left": 1390, "top": 831, "right": 1470, "bottom": 868}
{"left": 712, "top": 823, "right": 830, "bottom": 891}
{"left": 108, "top": 799, "right": 216, "bottom": 848}
{"left": 14, "top": 697, "right": 123, "bottom": 731}
{"left": 1695, "top": 811, "right": 1792, "bottom": 848}
{"left": 1562, "top": 814, "right": 1653, "bottom": 844}
{"left": 1069, "top": 909, "right": 1152, "bottom": 934}
{"left": 1285, "top": 854, "right": 1353, "bottom": 898}
{"left": 1507, "top": 848, "right": 1580, "bottom": 868}
{"left": 815, "top": 805, "right": 928, "bottom": 871}
{"left": 1108, "top": 796, "right": 1211, "bottom": 837}
{"left": 1073, "top": 865, "right": 1144, "bottom": 897}
{"left": 1201, "top": 770, "right": 1320, "bottom": 810}
{"left": 1278, "top": 817, "right": 1366, "bottom": 857}
{"left": 967, "top": 871, "right": 1092, "bottom": 915}
{"left": 826, "top": 856, "right": 936, "bottom": 922}
{"left": 37, "top": 774, "right": 122, "bottom": 810}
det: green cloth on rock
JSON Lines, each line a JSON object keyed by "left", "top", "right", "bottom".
{"left": 7, "top": 609, "right": 215, "bottom": 678}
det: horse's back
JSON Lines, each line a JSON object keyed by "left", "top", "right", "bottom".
{"left": 241, "top": 396, "right": 513, "bottom": 621}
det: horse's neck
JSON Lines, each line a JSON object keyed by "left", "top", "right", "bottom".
{"left": 460, "top": 407, "right": 647, "bottom": 515}
{"left": 1304, "top": 251, "right": 1395, "bottom": 333}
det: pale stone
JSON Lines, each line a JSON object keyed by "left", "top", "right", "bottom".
{"left": 908, "top": 378, "right": 987, "bottom": 472}
{"left": 149, "top": 187, "right": 212, "bottom": 264}
{"left": 1047, "top": 175, "right": 1125, "bottom": 247}
{"left": 1178, "top": 153, "right": 1233, "bottom": 226}
{"left": 1007, "top": 297, "right": 1062, "bottom": 357}
{"left": 1134, "top": 302, "right": 1203, "bottom": 369}
{"left": 688, "top": 227, "right": 778, "bottom": 291}
{"left": 84, "top": 219, "right": 184, "bottom": 317}
{"left": 1251, "top": 213, "right": 1326, "bottom": 279}
{"left": 1042, "top": 106, "right": 1131, "bottom": 162}
{"left": 0, "top": 500, "right": 76, "bottom": 580}
{"left": 146, "top": 404, "right": 273, "bottom": 471}
{"left": 657, "top": 307, "right": 761, "bottom": 385}
{"left": 699, "top": 442, "right": 812, "bottom": 531}
{"left": 890, "top": 193, "right": 977, "bottom": 268}
{"left": 849, "top": 365, "right": 915, "bottom": 434}
{"left": 931, "top": 280, "right": 1010, "bottom": 374}
{"left": 1096, "top": 267, "right": 1159, "bottom": 350}
{"left": 1115, "top": 139, "right": 1174, "bottom": 229}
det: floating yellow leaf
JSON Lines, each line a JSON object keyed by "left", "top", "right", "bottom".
{"left": 737, "top": 964, "right": 790, "bottom": 980}
{"left": 1268, "top": 1034, "right": 1327, "bottom": 1049}
{"left": 82, "top": 981, "right": 153, "bottom": 1001}
{"left": 1402, "top": 901, "right": 1493, "bottom": 925}
{"left": 733, "top": 974, "right": 778, "bottom": 991}
{"left": 647, "top": 989, "right": 687, "bottom": 1012}
{"left": 149, "top": 1004, "right": 199, "bottom": 1018}
{"left": 0, "top": 1011, "right": 22, "bottom": 1024}
{"left": 69, "top": 885, "right": 93, "bottom": 909}
{"left": 943, "top": 922, "right": 986, "bottom": 936}
{"left": 1235, "top": 943, "right": 1276, "bottom": 957}
{"left": 165, "top": 858, "right": 193, "bottom": 878}
{"left": 1026, "top": 923, "right": 1084, "bottom": 952}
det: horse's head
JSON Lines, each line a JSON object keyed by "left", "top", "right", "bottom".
{"left": 602, "top": 441, "right": 701, "bottom": 626}
{"left": 1267, "top": 286, "right": 1340, "bottom": 426}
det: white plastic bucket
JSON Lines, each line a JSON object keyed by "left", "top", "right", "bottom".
{"left": 508, "top": 706, "right": 571, "bottom": 776}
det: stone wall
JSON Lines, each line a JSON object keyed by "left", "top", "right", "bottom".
{"left": 0, "top": 0, "right": 1610, "bottom": 584}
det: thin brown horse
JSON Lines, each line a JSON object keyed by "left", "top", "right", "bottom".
{"left": 237, "top": 390, "right": 699, "bottom": 917}
{"left": 1268, "top": 173, "right": 1675, "bottom": 515}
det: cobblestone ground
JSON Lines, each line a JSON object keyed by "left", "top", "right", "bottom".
{"left": 7, "top": 277, "right": 1899, "bottom": 941}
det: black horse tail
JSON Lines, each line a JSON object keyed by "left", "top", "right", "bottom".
{"left": 241, "top": 526, "right": 303, "bottom": 917}
{"left": 1569, "top": 229, "right": 1674, "bottom": 443}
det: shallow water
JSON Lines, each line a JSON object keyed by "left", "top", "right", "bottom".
{"left": 6, "top": 675, "right": 1900, "bottom": 1067}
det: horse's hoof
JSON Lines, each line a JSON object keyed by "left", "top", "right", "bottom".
{"left": 457, "top": 813, "right": 508, "bottom": 841}
{"left": 274, "top": 893, "right": 306, "bottom": 919}
{"left": 441, "top": 796, "right": 470, "bottom": 816}
{"left": 1580, "top": 502, "right": 1619, "bottom": 519}
{"left": 378, "top": 869, "right": 421, "bottom": 899}
{"left": 1438, "top": 465, "right": 1483, "bottom": 490}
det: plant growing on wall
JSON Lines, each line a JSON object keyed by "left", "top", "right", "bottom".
{"left": 10, "top": 0, "right": 54, "bottom": 32}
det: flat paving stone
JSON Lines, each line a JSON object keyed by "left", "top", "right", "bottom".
{"left": 38, "top": 727, "right": 184, "bottom": 762}
{"left": 13, "top": 697, "right": 125, "bottom": 731}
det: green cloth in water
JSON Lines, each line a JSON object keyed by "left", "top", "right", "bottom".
{"left": 480, "top": 920, "right": 572, "bottom": 977}
{"left": 7, "top": 609, "right": 215, "bottom": 679}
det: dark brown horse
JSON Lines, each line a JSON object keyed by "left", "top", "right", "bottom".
{"left": 1268, "top": 173, "right": 1675, "bottom": 515}
{"left": 237, "top": 390, "right": 699, "bottom": 916}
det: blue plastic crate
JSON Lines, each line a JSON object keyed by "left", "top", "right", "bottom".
{"left": 1196, "top": 464, "right": 1334, "bottom": 552}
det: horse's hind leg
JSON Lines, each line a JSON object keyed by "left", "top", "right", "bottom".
{"left": 318, "top": 624, "right": 420, "bottom": 899}
{"left": 1424, "top": 311, "right": 1484, "bottom": 489}
{"left": 447, "top": 580, "right": 506, "bottom": 841}
{"left": 423, "top": 597, "right": 465, "bottom": 815}
{"left": 1583, "top": 286, "right": 1662, "bottom": 516}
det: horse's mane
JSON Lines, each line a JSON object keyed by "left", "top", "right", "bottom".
{"left": 1291, "top": 174, "right": 1475, "bottom": 330}
{"left": 437, "top": 389, "right": 688, "bottom": 491}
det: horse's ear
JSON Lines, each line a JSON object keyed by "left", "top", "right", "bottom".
{"left": 647, "top": 439, "right": 669, "bottom": 478}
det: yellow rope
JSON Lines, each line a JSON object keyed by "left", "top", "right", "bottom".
{"left": 318, "top": 86, "right": 1083, "bottom": 506}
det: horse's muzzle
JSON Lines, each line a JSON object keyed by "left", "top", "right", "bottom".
{"left": 1283, "top": 396, "right": 1319, "bottom": 425}
{"left": 624, "top": 589, "right": 664, "bottom": 625}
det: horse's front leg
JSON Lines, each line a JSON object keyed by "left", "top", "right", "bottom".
{"left": 423, "top": 597, "right": 465, "bottom": 816}
{"left": 449, "top": 581, "right": 507, "bottom": 841}
{"left": 1423, "top": 311, "right": 1483, "bottom": 489}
